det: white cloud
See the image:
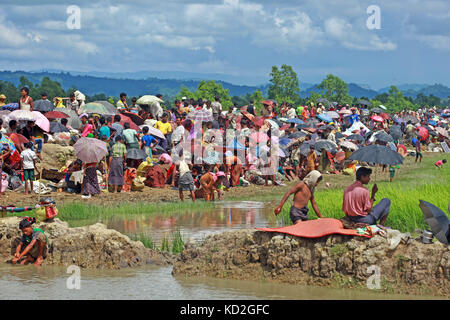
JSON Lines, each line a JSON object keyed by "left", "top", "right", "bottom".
{"left": 324, "top": 17, "right": 396, "bottom": 51}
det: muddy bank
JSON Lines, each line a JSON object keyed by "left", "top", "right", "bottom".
{"left": 173, "top": 229, "right": 450, "bottom": 297}
{"left": 0, "top": 217, "right": 172, "bottom": 269}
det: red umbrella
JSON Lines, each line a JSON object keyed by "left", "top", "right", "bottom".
{"left": 380, "top": 112, "right": 390, "bottom": 120}
{"left": 417, "top": 127, "right": 429, "bottom": 141}
{"left": 8, "top": 133, "right": 29, "bottom": 146}
{"left": 45, "top": 111, "right": 69, "bottom": 119}
{"left": 249, "top": 131, "right": 269, "bottom": 143}
{"left": 261, "top": 100, "right": 273, "bottom": 106}
{"left": 371, "top": 115, "right": 384, "bottom": 122}
{"left": 241, "top": 111, "right": 255, "bottom": 122}
{"left": 121, "top": 111, "right": 145, "bottom": 126}
{"left": 118, "top": 114, "right": 140, "bottom": 131}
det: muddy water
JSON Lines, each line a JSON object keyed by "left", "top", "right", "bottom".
{"left": 105, "top": 201, "right": 282, "bottom": 244}
{"left": 0, "top": 201, "right": 442, "bottom": 299}
{"left": 0, "top": 264, "right": 434, "bottom": 300}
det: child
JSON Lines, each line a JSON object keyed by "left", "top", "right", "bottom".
{"left": 11, "top": 217, "right": 47, "bottom": 266}
{"left": 175, "top": 150, "right": 195, "bottom": 202}
{"left": 141, "top": 126, "right": 158, "bottom": 159}
{"left": 435, "top": 159, "right": 447, "bottom": 169}
{"left": 20, "top": 142, "right": 38, "bottom": 195}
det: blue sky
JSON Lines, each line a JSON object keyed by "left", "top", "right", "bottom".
{"left": 1, "top": 0, "right": 449, "bottom": 89}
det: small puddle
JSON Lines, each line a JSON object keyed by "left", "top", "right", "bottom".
{"left": 104, "top": 201, "right": 278, "bottom": 244}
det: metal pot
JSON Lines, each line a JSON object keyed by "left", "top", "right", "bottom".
{"left": 421, "top": 230, "right": 434, "bottom": 244}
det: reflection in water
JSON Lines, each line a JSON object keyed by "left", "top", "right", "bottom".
{"left": 106, "top": 202, "right": 277, "bottom": 244}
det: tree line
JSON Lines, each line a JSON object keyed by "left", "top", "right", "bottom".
{"left": 0, "top": 69, "right": 446, "bottom": 113}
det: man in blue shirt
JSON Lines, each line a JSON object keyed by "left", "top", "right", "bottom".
{"left": 348, "top": 108, "right": 359, "bottom": 126}
{"left": 141, "top": 126, "right": 158, "bottom": 158}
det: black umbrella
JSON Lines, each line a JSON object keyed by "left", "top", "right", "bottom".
{"left": 335, "top": 132, "right": 345, "bottom": 140}
{"left": 357, "top": 100, "right": 372, "bottom": 107}
{"left": 305, "top": 118, "right": 320, "bottom": 127}
{"left": 347, "top": 134, "right": 364, "bottom": 143}
{"left": 373, "top": 131, "right": 394, "bottom": 143}
{"left": 288, "top": 131, "right": 307, "bottom": 139}
{"left": 314, "top": 139, "right": 337, "bottom": 152}
{"left": 419, "top": 200, "right": 449, "bottom": 245}
{"left": 349, "top": 145, "right": 404, "bottom": 165}
{"left": 50, "top": 122, "right": 69, "bottom": 133}
{"left": 403, "top": 115, "right": 419, "bottom": 124}
{"left": 316, "top": 98, "right": 329, "bottom": 104}
{"left": 34, "top": 100, "right": 55, "bottom": 113}
{"left": 371, "top": 107, "right": 384, "bottom": 114}
{"left": 296, "top": 123, "right": 310, "bottom": 129}
{"left": 126, "top": 148, "right": 147, "bottom": 160}
{"left": 389, "top": 125, "right": 403, "bottom": 141}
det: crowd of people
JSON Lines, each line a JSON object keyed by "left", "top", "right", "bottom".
{"left": 0, "top": 89, "right": 448, "bottom": 204}
{"left": 1, "top": 88, "right": 449, "bottom": 267}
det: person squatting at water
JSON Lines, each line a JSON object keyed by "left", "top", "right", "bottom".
{"left": 11, "top": 217, "right": 48, "bottom": 266}
{"left": 274, "top": 170, "right": 324, "bottom": 224}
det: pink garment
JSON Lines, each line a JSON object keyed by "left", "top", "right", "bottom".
{"left": 342, "top": 181, "right": 371, "bottom": 217}
{"left": 1, "top": 173, "right": 8, "bottom": 193}
{"left": 81, "top": 124, "right": 94, "bottom": 137}
{"left": 435, "top": 160, "right": 443, "bottom": 166}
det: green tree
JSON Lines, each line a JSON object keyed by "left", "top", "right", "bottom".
{"left": 250, "top": 89, "right": 264, "bottom": 113}
{"left": 316, "top": 74, "right": 352, "bottom": 105}
{"left": 386, "top": 85, "right": 414, "bottom": 112}
{"left": 190, "top": 80, "right": 233, "bottom": 109}
{"left": 267, "top": 64, "right": 300, "bottom": 104}
{"left": 176, "top": 85, "right": 194, "bottom": 101}
{"left": 306, "top": 92, "right": 322, "bottom": 106}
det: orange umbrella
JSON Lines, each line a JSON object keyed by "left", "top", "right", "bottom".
{"left": 8, "top": 133, "right": 29, "bottom": 145}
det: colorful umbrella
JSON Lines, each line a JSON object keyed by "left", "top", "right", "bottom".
{"left": 121, "top": 111, "right": 145, "bottom": 126}
{"left": 0, "top": 135, "right": 16, "bottom": 152}
{"left": 8, "top": 133, "right": 29, "bottom": 146}
{"left": 45, "top": 111, "right": 69, "bottom": 119}
{"left": 9, "top": 110, "right": 34, "bottom": 121}
{"left": 73, "top": 137, "right": 108, "bottom": 163}
{"left": 317, "top": 114, "right": 333, "bottom": 123}
{"left": 117, "top": 113, "right": 140, "bottom": 131}
{"left": 339, "top": 108, "right": 351, "bottom": 115}
{"left": 371, "top": 115, "right": 384, "bottom": 122}
{"left": 1, "top": 103, "right": 19, "bottom": 111}
{"left": 380, "top": 113, "right": 390, "bottom": 120}
{"left": 32, "top": 111, "right": 50, "bottom": 132}
{"left": 249, "top": 131, "right": 269, "bottom": 143}
{"left": 417, "top": 127, "right": 429, "bottom": 141}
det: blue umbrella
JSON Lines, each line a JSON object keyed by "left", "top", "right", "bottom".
{"left": 286, "top": 118, "right": 304, "bottom": 125}
{"left": 317, "top": 114, "right": 333, "bottom": 123}
{"left": 428, "top": 120, "right": 437, "bottom": 126}
{"left": 226, "top": 139, "right": 246, "bottom": 150}
{"left": 279, "top": 138, "right": 291, "bottom": 146}
{"left": 1, "top": 103, "right": 19, "bottom": 111}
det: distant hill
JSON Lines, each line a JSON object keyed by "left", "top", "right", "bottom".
{"left": 1, "top": 70, "right": 449, "bottom": 100}
{"left": 0, "top": 70, "right": 266, "bottom": 98}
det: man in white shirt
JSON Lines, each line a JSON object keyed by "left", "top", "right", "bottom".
{"left": 116, "top": 92, "right": 128, "bottom": 112}
{"left": 286, "top": 104, "right": 297, "bottom": 119}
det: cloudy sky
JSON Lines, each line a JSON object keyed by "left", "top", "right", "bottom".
{"left": 1, "top": 0, "right": 449, "bottom": 88}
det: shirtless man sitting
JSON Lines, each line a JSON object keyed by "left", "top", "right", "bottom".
{"left": 274, "top": 170, "right": 324, "bottom": 224}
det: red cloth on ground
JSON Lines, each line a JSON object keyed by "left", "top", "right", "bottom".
{"left": 255, "top": 218, "right": 371, "bottom": 238}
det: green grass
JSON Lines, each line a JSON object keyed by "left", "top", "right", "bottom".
{"left": 129, "top": 229, "right": 185, "bottom": 254}
{"left": 276, "top": 154, "right": 450, "bottom": 232}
